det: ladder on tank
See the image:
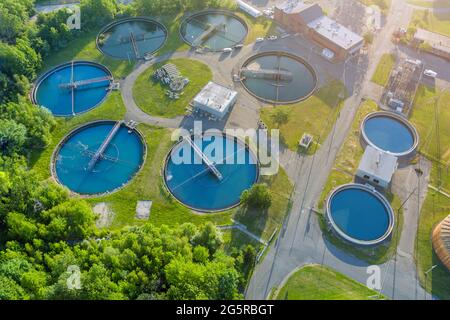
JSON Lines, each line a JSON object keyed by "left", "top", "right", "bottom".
{"left": 184, "top": 136, "right": 223, "bottom": 181}
{"left": 86, "top": 121, "right": 123, "bottom": 171}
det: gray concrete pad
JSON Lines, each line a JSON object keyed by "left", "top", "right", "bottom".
{"left": 135, "top": 200, "right": 152, "bottom": 220}
{"left": 93, "top": 202, "right": 114, "bottom": 228}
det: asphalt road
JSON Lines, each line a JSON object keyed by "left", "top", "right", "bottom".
{"left": 245, "top": 0, "right": 438, "bottom": 300}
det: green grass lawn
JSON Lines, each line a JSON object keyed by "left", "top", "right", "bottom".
{"left": 371, "top": 53, "right": 396, "bottom": 87}
{"left": 133, "top": 58, "right": 212, "bottom": 118}
{"left": 316, "top": 99, "right": 404, "bottom": 264}
{"left": 317, "top": 99, "right": 379, "bottom": 206}
{"left": 274, "top": 264, "right": 385, "bottom": 300}
{"left": 410, "top": 85, "right": 450, "bottom": 193}
{"left": 407, "top": 0, "right": 450, "bottom": 8}
{"left": 29, "top": 89, "right": 293, "bottom": 233}
{"left": 411, "top": 10, "right": 450, "bottom": 37}
{"left": 90, "top": 128, "right": 293, "bottom": 234}
{"left": 260, "top": 80, "right": 347, "bottom": 153}
{"left": 85, "top": 124, "right": 234, "bottom": 229}
{"left": 222, "top": 228, "right": 262, "bottom": 253}
{"left": 41, "top": 31, "right": 136, "bottom": 79}
{"left": 84, "top": 129, "right": 292, "bottom": 233}
{"left": 416, "top": 190, "right": 450, "bottom": 300}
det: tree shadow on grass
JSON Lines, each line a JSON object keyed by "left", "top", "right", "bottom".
{"left": 430, "top": 253, "right": 450, "bottom": 299}
{"left": 233, "top": 206, "right": 269, "bottom": 239}
{"left": 314, "top": 79, "right": 348, "bottom": 110}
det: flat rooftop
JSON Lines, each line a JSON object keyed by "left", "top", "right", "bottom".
{"left": 308, "top": 15, "right": 364, "bottom": 50}
{"left": 193, "top": 81, "right": 238, "bottom": 113}
{"left": 414, "top": 28, "right": 450, "bottom": 54}
{"left": 276, "top": 0, "right": 309, "bottom": 14}
{"left": 358, "top": 146, "right": 398, "bottom": 182}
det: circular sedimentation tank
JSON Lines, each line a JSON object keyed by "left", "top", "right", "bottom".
{"left": 180, "top": 10, "right": 248, "bottom": 51}
{"left": 52, "top": 120, "right": 145, "bottom": 196}
{"left": 32, "top": 61, "right": 113, "bottom": 117}
{"left": 240, "top": 51, "right": 317, "bottom": 104}
{"left": 97, "top": 17, "right": 167, "bottom": 60}
{"left": 361, "top": 111, "right": 419, "bottom": 158}
{"left": 163, "top": 133, "right": 259, "bottom": 212}
{"left": 326, "top": 184, "right": 395, "bottom": 246}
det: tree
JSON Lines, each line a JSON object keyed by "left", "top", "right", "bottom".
{"left": 0, "top": 119, "right": 27, "bottom": 155}
{"left": 41, "top": 200, "right": 95, "bottom": 242}
{"left": 0, "top": 0, "right": 34, "bottom": 43}
{"left": 0, "top": 39, "right": 40, "bottom": 103}
{"left": 6, "top": 212, "right": 38, "bottom": 242}
{"left": 271, "top": 109, "right": 289, "bottom": 128}
{"left": 193, "top": 246, "right": 209, "bottom": 263}
{"left": 0, "top": 100, "right": 56, "bottom": 149}
{"left": 20, "top": 270, "right": 47, "bottom": 299}
{"left": 363, "top": 32, "right": 374, "bottom": 45}
{"left": 240, "top": 184, "right": 272, "bottom": 209}
{"left": 80, "top": 0, "right": 118, "bottom": 30}
{"left": 165, "top": 252, "right": 240, "bottom": 300}
{"left": 0, "top": 38, "right": 40, "bottom": 79}
{"left": 0, "top": 275, "right": 28, "bottom": 300}
{"left": 0, "top": 6, "right": 25, "bottom": 43}
{"left": 193, "top": 222, "right": 223, "bottom": 255}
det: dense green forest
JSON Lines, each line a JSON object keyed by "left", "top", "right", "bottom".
{"left": 0, "top": 0, "right": 253, "bottom": 300}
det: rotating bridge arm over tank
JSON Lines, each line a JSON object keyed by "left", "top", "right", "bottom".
{"left": 59, "top": 76, "right": 113, "bottom": 90}
{"left": 129, "top": 32, "right": 140, "bottom": 59}
{"left": 240, "top": 68, "right": 293, "bottom": 82}
{"left": 193, "top": 22, "right": 226, "bottom": 47}
{"left": 86, "top": 121, "right": 123, "bottom": 171}
{"left": 184, "top": 136, "right": 223, "bottom": 181}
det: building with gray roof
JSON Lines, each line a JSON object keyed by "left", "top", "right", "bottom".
{"left": 274, "top": 0, "right": 364, "bottom": 61}
{"left": 356, "top": 146, "right": 398, "bottom": 189}
{"left": 192, "top": 82, "right": 238, "bottom": 120}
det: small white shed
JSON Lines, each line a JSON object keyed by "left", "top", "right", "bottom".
{"left": 356, "top": 146, "right": 398, "bottom": 189}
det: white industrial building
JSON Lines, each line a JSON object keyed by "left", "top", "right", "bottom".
{"left": 192, "top": 81, "right": 238, "bottom": 120}
{"left": 356, "top": 146, "right": 398, "bottom": 189}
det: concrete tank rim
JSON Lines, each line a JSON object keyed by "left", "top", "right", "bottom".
{"left": 325, "top": 183, "right": 395, "bottom": 246}
{"left": 96, "top": 16, "right": 168, "bottom": 60}
{"left": 31, "top": 60, "right": 114, "bottom": 117}
{"left": 360, "top": 110, "right": 419, "bottom": 158}
{"left": 50, "top": 119, "right": 147, "bottom": 198}
{"left": 162, "top": 131, "right": 260, "bottom": 213}
{"left": 179, "top": 9, "right": 249, "bottom": 52}
{"left": 239, "top": 50, "right": 318, "bottom": 105}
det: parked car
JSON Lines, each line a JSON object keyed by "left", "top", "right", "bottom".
{"left": 267, "top": 35, "right": 278, "bottom": 41}
{"left": 233, "top": 44, "right": 244, "bottom": 49}
{"left": 222, "top": 48, "right": 233, "bottom": 53}
{"left": 255, "top": 37, "right": 264, "bottom": 43}
{"left": 424, "top": 69, "right": 438, "bottom": 78}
